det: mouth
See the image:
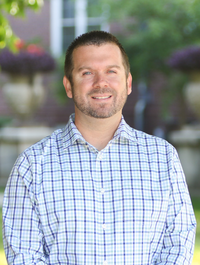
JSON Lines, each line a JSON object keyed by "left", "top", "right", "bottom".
{"left": 92, "top": 95, "right": 112, "bottom": 100}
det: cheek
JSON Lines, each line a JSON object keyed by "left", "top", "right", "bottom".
{"left": 74, "top": 77, "right": 93, "bottom": 89}
{"left": 107, "top": 77, "right": 123, "bottom": 87}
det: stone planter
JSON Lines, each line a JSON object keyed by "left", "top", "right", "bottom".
{"left": 2, "top": 74, "right": 45, "bottom": 122}
{"left": 184, "top": 72, "right": 200, "bottom": 119}
{"left": 169, "top": 125, "right": 200, "bottom": 190}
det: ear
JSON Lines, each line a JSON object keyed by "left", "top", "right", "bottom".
{"left": 127, "top": 73, "right": 132, "bottom": 95}
{"left": 63, "top": 76, "right": 73, "bottom": 98}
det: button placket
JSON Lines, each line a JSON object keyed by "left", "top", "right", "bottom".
{"left": 98, "top": 154, "right": 102, "bottom": 160}
{"left": 96, "top": 149, "right": 110, "bottom": 263}
{"left": 94, "top": 152, "right": 105, "bottom": 261}
{"left": 101, "top": 188, "right": 105, "bottom": 194}
{"left": 102, "top": 223, "right": 106, "bottom": 230}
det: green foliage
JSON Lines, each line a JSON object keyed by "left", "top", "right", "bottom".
{"left": 192, "top": 196, "right": 200, "bottom": 248}
{"left": 0, "top": 116, "right": 12, "bottom": 127}
{"left": 0, "top": 0, "right": 43, "bottom": 50}
{"left": 53, "top": 55, "right": 69, "bottom": 104}
{"left": 104, "top": 0, "right": 200, "bottom": 81}
{"left": 87, "top": 0, "right": 103, "bottom": 17}
{"left": 0, "top": 208, "right": 3, "bottom": 250}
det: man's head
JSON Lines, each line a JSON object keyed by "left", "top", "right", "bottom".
{"left": 64, "top": 31, "right": 130, "bottom": 85}
{"left": 63, "top": 31, "right": 132, "bottom": 120}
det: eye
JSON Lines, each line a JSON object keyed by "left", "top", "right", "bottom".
{"left": 108, "top": 70, "right": 116, "bottom": 74}
{"left": 83, "top": 71, "right": 92, "bottom": 75}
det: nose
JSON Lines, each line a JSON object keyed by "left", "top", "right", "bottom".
{"left": 93, "top": 72, "right": 108, "bottom": 88}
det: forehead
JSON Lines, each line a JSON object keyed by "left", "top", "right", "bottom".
{"left": 72, "top": 43, "right": 124, "bottom": 67}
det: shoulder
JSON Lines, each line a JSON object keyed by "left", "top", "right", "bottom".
{"left": 25, "top": 128, "right": 64, "bottom": 155}
{"left": 9, "top": 126, "right": 69, "bottom": 195}
{"left": 16, "top": 125, "right": 71, "bottom": 167}
{"left": 125, "top": 122, "right": 174, "bottom": 152}
{"left": 123, "top": 125, "right": 179, "bottom": 170}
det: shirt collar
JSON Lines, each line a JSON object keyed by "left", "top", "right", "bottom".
{"left": 61, "top": 114, "right": 85, "bottom": 149}
{"left": 113, "top": 115, "right": 138, "bottom": 143}
{"left": 61, "top": 113, "right": 137, "bottom": 150}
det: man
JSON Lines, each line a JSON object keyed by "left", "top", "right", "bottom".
{"left": 3, "top": 31, "right": 196, "bottom": 265}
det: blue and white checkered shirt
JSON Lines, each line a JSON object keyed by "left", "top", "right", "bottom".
{"left": 3, "top": 114, "right": 196, "bottom": 265}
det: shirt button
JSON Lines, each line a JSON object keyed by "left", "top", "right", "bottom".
{"left": 102, "top": 224, "right": 106, "bottom": 230}
{"left": 98, "top": 153, "right": 103, "bottom": 160}
{"left": 101, "top": 188, "right": 105, "bottom": 194}
{"left": 103, "top": 261, "right": 107, "bottom": 265}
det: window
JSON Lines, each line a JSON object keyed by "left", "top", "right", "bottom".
{"left": 63, "top": 27, "right": 75, "bottom": 51}
{"left": 50, "top": 0, "right": 109, "bottom": 57}
{"left": 63, "top": 0, "right": 74, "bottom": 18}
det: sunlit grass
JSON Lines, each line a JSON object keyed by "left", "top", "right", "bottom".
{"left": 192, "top": 196, "right": 200, "bottom": 265}
{"left": 0, "top": 207, "right": 6, "bottom": 264}
{"left": 0, "top": 250, "right": 7, "bottom": 265}
{"left": 0, "top": 197, "right": 199, "bottom": 264}
{"left": 193, "top": 245, "right": 200, "bottom": 265}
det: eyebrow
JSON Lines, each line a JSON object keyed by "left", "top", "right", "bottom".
{"left": 77, "top": 65, "right": 121, "bottom": 72}
{"left": 108, "top": 65, "right": 121, "bottom": 69}
{"left": 77, "top": 66, "right": 92, "bottom": 72}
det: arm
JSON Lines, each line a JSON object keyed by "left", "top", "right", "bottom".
{"left": 157, "top": 149, "right": 196, "bottom": 264}
{"left": 3, "top": 154, "right": 47, "bottom": 265}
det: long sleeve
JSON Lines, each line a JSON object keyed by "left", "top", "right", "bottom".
{"left": 2, "top": 116, "right": 197, "bottom": 264}
{"left": 156, "top": 149, "right": 196, "bottom": 264}
{"left": 3, "top": 154, "right": 47, "bottom": 265}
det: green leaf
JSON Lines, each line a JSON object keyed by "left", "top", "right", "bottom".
{"left": 0, "top": 0, "right": 43, "bottom": 49}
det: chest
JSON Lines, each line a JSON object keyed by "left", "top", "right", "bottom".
{"left": 38, "top": 147, "right": 170, "bottom": 229}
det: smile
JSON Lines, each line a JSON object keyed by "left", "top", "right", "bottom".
{"left": 92, "top": 96, "right": 112, "bottom": 99}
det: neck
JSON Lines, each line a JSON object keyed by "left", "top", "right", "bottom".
{"left": 74, "top": 112, "right": 122, "bottom": 151}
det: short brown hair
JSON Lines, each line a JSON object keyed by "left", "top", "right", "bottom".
{"left": 64, "top": 31, "right": 130, "bottom": 84}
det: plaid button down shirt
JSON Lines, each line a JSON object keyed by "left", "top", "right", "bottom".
{"left": 3, "top": 114, "right": 196, "bottom": 265}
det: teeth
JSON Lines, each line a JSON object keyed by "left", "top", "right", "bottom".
{"left": 93, "top": 96, "right": 111, "bottom": 99}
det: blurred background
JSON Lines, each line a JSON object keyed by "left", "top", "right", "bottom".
{"left": 0, "top": 0, "right": 200, "bottom": 264}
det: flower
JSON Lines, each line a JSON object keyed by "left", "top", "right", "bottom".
{"left": 167, "top": 46, "right": 200, "bottom": 72}
{"left": 0, "top": 39, "right": 56, "bottom": 76}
